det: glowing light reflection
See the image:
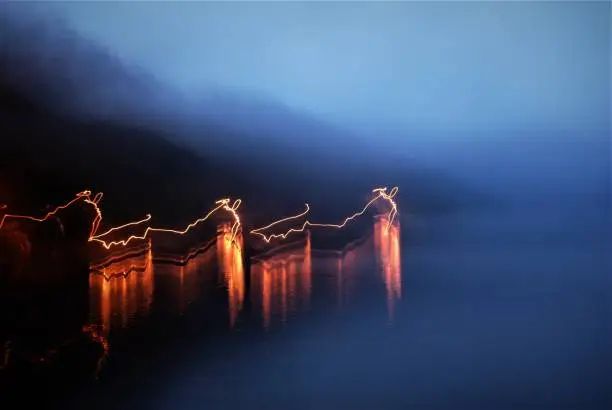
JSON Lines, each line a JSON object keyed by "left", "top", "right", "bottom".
{"left": 0, "top": 186, "right": 397, "bottom": 259}
{"left": 373, "top": 216, "right": 402, "bottom": 323}
{"left": 0, "top": 189, "right": 243, "bottom": 253}
{"left": 250, "top": 233, "right": 312, "bottom": 329}
{"left": 217, "top": 223, "right": 245, "bottom": 328}
{"left": 88, "top": 249, "right": 154, "bottom": 336}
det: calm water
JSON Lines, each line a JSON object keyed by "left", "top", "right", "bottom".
{"left": 1, "top": 206, "right": 610, "bottom": 409}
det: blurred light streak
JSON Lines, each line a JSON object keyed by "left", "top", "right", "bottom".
{"left": 250, "top": 186, "right": 399, "bottom": 243}
{"left": 0, "top": 186, "right": 399, "bottom": 256}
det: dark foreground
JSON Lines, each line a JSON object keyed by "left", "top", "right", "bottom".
{"left": 1, "top": 204, "right": 610, "bottom": 409}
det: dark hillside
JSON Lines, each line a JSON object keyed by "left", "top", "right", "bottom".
{"left": 0, "top": 81, "right": 246, "bottom": 227}
{"left": 0, "top": 9, "right": 487, "bottom": 232}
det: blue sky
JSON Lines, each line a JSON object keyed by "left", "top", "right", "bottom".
{"left": 4, "top": 1, "right": 609, "bottom": 200}
{"left": 21, "top": 1, "right": 610, "bottom": 133}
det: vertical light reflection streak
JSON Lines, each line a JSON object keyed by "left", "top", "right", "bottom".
{"left": 288, "top": 258, "right": 298, "bottom": 313}
{"left": 178, "top": 265, "right": 186, "bottom": 313}
{"left": 280, "top": 263, "right": 288, "bottom": 324}
{"left": 251, "top": 232, "right": 312, "bottom": 330}
{"left": 217, "top": 223, "right": 245, "bottom": 328}
{"left": 374, "top": 216, "right": 402, "bottom": 324}
{"left": 261, "top": 265, "right": 272, "bottom": 329}
{"left": 88, "top": 248, "right": 154, "bottom": 336}
{"left": 152, "top": 244, "right": 214, "bottom": 315}
{"left": 303, "top": 230, "right": 312, "bottom": 307}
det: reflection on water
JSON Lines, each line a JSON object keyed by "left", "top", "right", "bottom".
{"left": 0, "top": 216, "right": 403, "bottom": 393}
{"left": 250, "top": 217, "right": 402, "bottom": 328}
{"left": 251, "top": 232, "right": 313, "bottom": 329}
{"left": 88, "top": 249, "right": 154, "bottom": 336}
{"left": 86, "top": 224, "right": 246, "bottom": 343}
{"left": 152, "top": 244, "right": 215, "bottom": 316}
{"left": 333, "top": 243, "right": 361, "bottom": 309}
{"left": 373, "top": 216, "right": 402, "bottom": 323}
{"left": 82, "top": 219, "right": 400, "bottom": 377}
{"left": 217, "top": 224, "right": 245, "bottom": 328}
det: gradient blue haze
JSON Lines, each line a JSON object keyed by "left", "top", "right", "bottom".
{"left": 24, "top": 1, "right": 610, "bottom": 132}
{"left": 0, "top": 3, "right": 610, "bottom": 409}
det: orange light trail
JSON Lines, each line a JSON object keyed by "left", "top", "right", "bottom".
{"left": 89, "top": 240, "right": 151, "bottom": 272}
{"left": 90, "top": 261, "right": 150, "bottom": 281}
{"left": 92, "top": 214, "right": 152, "bottom": 239}
{"left": 250, "top": 186, "right": 399, "bottom": 243}
{"left": 89, "top": 198, "right": 242, "bottom": 250}
{"left": 0, "top": 190, "right": 242, "bottom": 251}
{"left": 219, "top": 198, "right": 242, "bottom": 243}
{"left": 0, "top": 185, "right": 398, "bottom": 250}
{"left": 250, "top": 203, "right": 311, "bottom": 232}
{"left": 0, "top": 190, "right": 95, "bottom": 231}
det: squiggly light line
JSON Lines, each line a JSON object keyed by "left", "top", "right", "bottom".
{"left": 1, "top": 186, "right": 398, "bottom": 250}
{"left": 217, "top": 198, "right": 242, "bottom": 243}
{"left": 89, "top": 198, "right": 242, "bottom": 250}
{"left": 250, "top": 186, "right": 399, "bottom": 243}
{"left": 0, "top": 190, "right": 94, "bottom": 231}
{"left": 92, "top": 214, "right": 152, "bottom": 239}
{"left": 0, "top": 190, "right": 242, "bottom": 250}
{"left": 89, "top": 240, "right": 151, "bottom": 271}
{"left": 153, "top": 236, "right": 217, "bottom": 266}
{"left": 90, "top": 261, "right": 150, "bottom": 281}
{"left": 251, "top": 203, "right": 311, "bottom": 232}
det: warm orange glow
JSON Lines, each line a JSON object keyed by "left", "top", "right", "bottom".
{"left": 152, "top": 237, "right": 217, "bottom": 266}
{"left": 261, "top": 266, "right": 272, "bottom": 329}
{"left": 250, "top": 234, "right": 312, "bottom": 329}
{"left": 1, "top": 185, "right": 398, "bottom": 268}
{"left": 250, "top": 186, "right": 399, "bottom": 243}
{"left": 91, "top": 214, "right": 152, "bottom": 241}
{"left": 0, "top": 189, "right": 242, "bottom": 254}
{"left": 89, "top": 240, "right": 151, "bottom": 273}
{"left": 250, "top": 203, "right": 311, "bottom": 233}
{"left": 89, "top": 198, "right": 242, "bottom": 250}
{"left": 0, "top": 190, "right": 95, "bottom": 231}
{"left": 153, "top": 247, "right": 216, "bottom": 315}
{"left": 222, "top": 198, "right": 242, "bottom": 243}
{"left": 89, "top": 245, "right": 152, "bottom": 281}
{"left": 88, "top": 249, "right": 154, "bottom": 335}
{"left": 373, "top": 216, "right": 402, "bottom": 323}
{"left": 217, "top": 223, "right": 245, "bottom": 328}
{"left": 303, "top": 231, "right": 312, "bottom": 305}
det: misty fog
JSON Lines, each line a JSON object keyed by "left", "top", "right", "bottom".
{"left": 1, "top": 2, "right": 609, "bottom": 217}
{"left": 1, "top": 3, "right": 611, "bottom": 409}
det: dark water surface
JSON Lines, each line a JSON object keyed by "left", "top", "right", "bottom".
{"left": 2, "top": 206, "right": 610, "bottom": 409}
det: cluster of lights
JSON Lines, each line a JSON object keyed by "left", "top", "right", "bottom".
{"left": 0, "top": 187, "right": 399, "bottom": 377}
{"left": 0, "top": 186, "right": 399, "bottom": 251}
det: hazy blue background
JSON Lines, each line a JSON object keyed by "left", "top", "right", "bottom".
{"left": 4, "top": 1, "right": 610, "bottom": 206}
{"left": 0, "top": 3, "right": 610, "bottom": 409}
{"left": 28, "top": 1, "right": 609, "bottom": 131}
